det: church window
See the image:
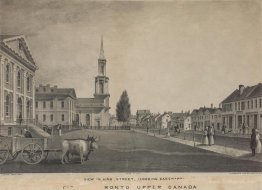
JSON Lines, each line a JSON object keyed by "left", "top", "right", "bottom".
{"left": 61, "top": 114, "right": 65, "bottom": 121}
{"left": 99, "top": 81, "right": 104, "bottom": 94}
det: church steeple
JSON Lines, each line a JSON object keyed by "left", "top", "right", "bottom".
{"left": 95, "top": 37, "right": 110, "bottom": 102}
{"left": 99, "top": 36, "right": 105, "bottom": 60}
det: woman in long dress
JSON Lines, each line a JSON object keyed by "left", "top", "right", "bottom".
{"left": 202, "top": 127, "right": 208, "bottom": 145}
{"left": 255, "top": 129, "right": 261, "bottom": 154}
{"left": 208, "top": 126, "right": 214, "bottom": 146}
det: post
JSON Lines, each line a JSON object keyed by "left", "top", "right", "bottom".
{"left": 193, "top": 130, "right": 195, "bottom": 147}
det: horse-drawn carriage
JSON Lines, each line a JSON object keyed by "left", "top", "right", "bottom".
{"left": 0, "top": 136, "right": 60, "bottom": 165}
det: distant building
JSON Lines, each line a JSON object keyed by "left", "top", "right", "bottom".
{"left": 35, "top": 84, "right": 77, "bottom": 126}
{"left": 221, "top": 84, "right": 262, "bottom": 133}
{"left": 170, "top": 111, "right": 190, "bottom": 130}
{"left": 75, "top": 38, "right": 110, "bottom": 127}
{"left": 184, "top": 116, "right": 192, "bottom": 130}
{"left": 156, "top": 113, "right": 171, "bottom": 129}
{"left": 191, "top": 105, "right": 222, "bottom": 131}
{"left": 128, "top": 115, "right": 137, "bottom": 127}
{"left": 0, "top": 35, "right": 38, "bottom": 129}
{"left": 136, "top": 109, "right": 150, "bottom": 127}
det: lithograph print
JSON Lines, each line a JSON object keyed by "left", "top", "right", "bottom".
{"left": 0, "top": 0, "right": 261, "bottom": 189}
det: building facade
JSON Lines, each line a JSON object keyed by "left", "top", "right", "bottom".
{"left": 191, "top": 106, "right": 222, "bottom": 131}
{"left": 184, "top": 116, "right": 192, "bottom": 130}
{"left": 35, "top": 84, "right": 77, "bottom": 126}
{"left": 0, "top": 35, "right": 38, "bottom": 129}
{"left": 221, "top": 84, "right": 262, "bottom": 134}
{"left": 136, "top": 110, "right": 150, "bottom": 127}
{"left": 75, "top": 38, "right": 110, "bottom": 127}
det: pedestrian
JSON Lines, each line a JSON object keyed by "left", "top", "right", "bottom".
{"left": 202, "top": 126, "right": 208, "bottom": 145}
{"left": 23, "top": 129, "right": 32, "bottom": 138}
{"left": 255, "top": 129, "right": 261, "bottom": 154}
{"left": 208, "top": 126, "right": 214, "bottom": 146}
{"left": 221, "top": 125, "right": 225, "bottom": 134}
{"left": 250, "top": 128, "right": 257, "bottom": 156}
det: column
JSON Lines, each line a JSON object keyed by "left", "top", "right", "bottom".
{"left": 23, "top": 72, "right": 27, "bottom": 120}
{"left": 0, "top": 57, "right": 3, "bottom": 123}
{"left": 32, "top": 78, "right": 35, "bottom": 120}
{"left": 12, "top": 64, "right": 16, "bottom": 123}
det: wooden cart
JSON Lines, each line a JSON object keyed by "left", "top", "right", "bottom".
{"left": 0, "top": 136, "right": 60, "bottom": 165}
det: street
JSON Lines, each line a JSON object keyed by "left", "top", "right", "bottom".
{"left": 0, "top": 129, "right": 261, "bottom": 173}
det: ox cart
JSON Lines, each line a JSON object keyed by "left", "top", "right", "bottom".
{"left": 0, "top": 136, "right": 60, "bottom": 165}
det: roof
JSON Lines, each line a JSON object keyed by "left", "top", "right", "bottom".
{"left": 36, "top": 88, "right": 77, "bottom": 100}
{"left": 76, "top": 98, "right": 104, "bottom": 108}
{"left": 221, "top": 83, "right": 262, "bottom": 104}
{"left": 137, "top": 110, "right": 150, "bottom": 114}
{"left": 0, "top": 35, "right": 38, "bottom": 70}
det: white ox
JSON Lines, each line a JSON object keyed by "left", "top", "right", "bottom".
{"left": 61, "top": 136, "right": 98, "bottom": 164}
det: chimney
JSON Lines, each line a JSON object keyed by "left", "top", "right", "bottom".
{"left": 211, "top": 104, "right": 213, "bottom": 108}
{"left": 239, "top": 85, "right": 244, "bottom": 95}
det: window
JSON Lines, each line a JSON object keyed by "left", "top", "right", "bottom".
{"left": 248, "top": 101, "right": 250, "bottom": 109}
{"left": 43, "top": 87, "right": 46, "bottom": 92}
{"left": 260, "top": 99, "right": 262, "bottom": 108}
{"left": 251, "top": 100, "right": 253, "bottom": 109}
{"left": 61, "top": 114, "right": 64, "bottom": 121}
{"left": 255, "top": 99, "right": 257, "bottom": 108}
{"left": 8, "top": 127, "right": 12, "bottom": 136}
{"left": 26, "top": 76, "right": 30, "bottom": 91}
{"left": 238, "top": 102, "right": 241, "bottom": 111}
{"left": 36, "top": 114, "right": 38, "bottom": 120}
{"left": 35, "top": 101, "right": 38, "bottom": 108}
{"left": 5, "top": 95, "right": 10, "bottom": 116}
{"left": 17, "top": 71, "right": 21, "bottom": 87}
{"left": 5, "top": 64, "right": 9, "bottom": 83}
{"left": 61, "top": 101, "right": 64, "bottom": 108}
{"left": 50, "top": 101, "right": 53, "bottom": 109}
{"left": 43, "top": 101, "right": 46, "bottom": 109}
{"left": 43, "top": 114, "right": 46, "bottom": 122}
{"left": 235, "top": 102, "right": 237, "bottom": 111}
{"left": 241, "top": 101, "right": 245, "bottom": 110}
{"left": 50, "top": 114, "right": 53, "bottom": 122}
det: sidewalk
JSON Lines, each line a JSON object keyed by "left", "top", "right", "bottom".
{"left": 132, "top": 129, "right": 262, "bottom": 163}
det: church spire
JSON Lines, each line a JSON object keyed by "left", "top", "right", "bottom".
{"left": 99, "top": 35, "right": 105, "bottom": 59}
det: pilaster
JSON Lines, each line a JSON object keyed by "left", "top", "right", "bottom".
{"left": 0, "top": 56, "right": 3, "bottom": 123}
{"left": 12, "top": 63, "right": 16, "bottom": 123}
{"left": 23, "top": 72, "right": 27, "bottom": 120}
{"left": 32, "top": 78, "right": 35, "bottom": 119}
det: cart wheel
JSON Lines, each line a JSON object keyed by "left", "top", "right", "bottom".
{"left": 0, "top": 140, "right": 9, "bottom": 165}
{"left": 9, "top": 151, "right": 19, "bottom": 161}
{"left": 22, "top": 143, "right": 43, "bottom": 165}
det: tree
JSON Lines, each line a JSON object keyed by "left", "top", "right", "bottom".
{"left": 116, "top": 90, "right": 131, "bottom": 123}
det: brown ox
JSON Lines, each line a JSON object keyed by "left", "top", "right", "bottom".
{"left": 61, "top": 136, "right": 98, "bottom": 164}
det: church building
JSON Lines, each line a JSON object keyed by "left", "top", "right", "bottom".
{"left": 75, "top": 38, "right": 110, "bottom": 127}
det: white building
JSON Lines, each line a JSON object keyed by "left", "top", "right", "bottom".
{"left": 35, "top": 84, "right": 77, "bottom": 126}
{"left": 0, "top": 35, "right": 38, "bottom": 133}
{"left": 184, "top": 116, "right": 192, "bottom": 130}
{"left": 221, "top": 84, "right": 262, "bottom": 134}
{"left": 75, "top": 38, "right": 110, "bottom": 127}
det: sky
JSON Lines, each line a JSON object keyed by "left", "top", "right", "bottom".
{"left": 0, "top": 0, "right": 261, "bottom": 114}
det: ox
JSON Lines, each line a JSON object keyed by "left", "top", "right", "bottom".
{"left": 61, "top": 136, "right": 98, "bottom": 164}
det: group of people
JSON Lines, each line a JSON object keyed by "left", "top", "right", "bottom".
{"left": 202, "top": 126, "right": 215, "bottom": 146}
{"left": 250, "top": 128, "right": 261, "bottom": 156}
